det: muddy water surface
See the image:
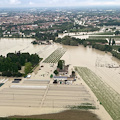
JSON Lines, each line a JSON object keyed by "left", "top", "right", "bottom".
{"left": 0, "top": 38, "right": 120, "bottom": 94}
{"left": 61, "top": 44, "right": 120, "bottom": 94}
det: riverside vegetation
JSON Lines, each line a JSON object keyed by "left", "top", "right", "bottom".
{"left": 55, "top": 36, "right": 120, "bottom": 60}
{"left": 55, "top": 36, "right": 108, "bottom": 46}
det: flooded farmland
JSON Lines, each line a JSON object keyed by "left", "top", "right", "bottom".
{"left": 0, "top": 38, "right": 120, "bottom": 94}
{"left": 61, "top": 45, "right": 120, "bottom": 94}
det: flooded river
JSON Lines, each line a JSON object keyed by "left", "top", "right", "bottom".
{"left": 61, "top": 45, "right": 120, "bottom": 94}
{"left": 0, "top": 38, "right": 57, "bottom": 58}
{"left": 0, "top": 38, "right": 120, "bottom": 94}
{"left": 0, "top": 38, "right": 33, "bottom": 56}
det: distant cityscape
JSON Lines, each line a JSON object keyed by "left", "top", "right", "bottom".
{"left": 0, "top": 8, "right": 120, "bottom": 38}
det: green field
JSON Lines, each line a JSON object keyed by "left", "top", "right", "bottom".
{"left": 0, "top": 118, "right": 52, "bottom": 120}
{"left": 43, "top": 48, "right": 66, "bottom": 63}
{"left": 85, "top": 39, "right": 108, "bottom": 43}
{"left": 89, "top": 36, "right": 120, "bottom": 39}
{"left": 93, "top": 32, "right": 114, "bottom": 35}
{"left": 75, "top": 67, "right": 120, "bottom": 120}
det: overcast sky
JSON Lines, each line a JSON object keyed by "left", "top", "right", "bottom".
{"left": 0, "top": 0, "right": 120, "bottom": 7}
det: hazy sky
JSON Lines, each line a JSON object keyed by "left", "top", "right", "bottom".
{"left": 0, "top": 0, "right": 120, "bottom": 7}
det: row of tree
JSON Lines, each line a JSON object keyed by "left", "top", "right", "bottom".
{"left": 56, "top": 36, "right": 79, "bottom": 46}
{"left": 92, "top": 44, "right": 112, "bottom": 52}
{"left": 35, "top": 32, "right": 57, "bottom": 41}
{"left": 112, "top": 51, "right": 120, "bottom": 60}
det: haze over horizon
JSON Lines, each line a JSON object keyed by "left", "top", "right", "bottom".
{"left": 0, "top": 0, "right": 120, "bottom": 8}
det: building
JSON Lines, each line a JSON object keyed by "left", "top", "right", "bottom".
{"left": 57, "top": 65, "right": 69, "bottom": 75}
{"left": 53, "top": 76, "right": 75, "bottom": 84}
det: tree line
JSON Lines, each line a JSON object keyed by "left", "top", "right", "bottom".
{"left": 56, "top": 36, "right": 79, "bottom": 46}
{"left": 55, "top": 36, "right": 108, "bottom": 46}
{"left": 92, "top": 44, "right": 112, "bottom": 52}
{"left": 56, "top": 36, "right": 120, "bottom": 61}
{"left": 35, "top": 32, "right": 57, "bottom": 41}
{"left": 111, "top": 51, "right": 120, "bottom": 60}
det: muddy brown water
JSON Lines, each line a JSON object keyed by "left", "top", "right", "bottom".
{"left": 0, "top": 38, "right": 120, "bottom": 94}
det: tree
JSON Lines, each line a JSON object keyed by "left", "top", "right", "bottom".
{"left": 30, "top": 54, "right": 40, "bottom": 66}
{"left": 109, "top": 38, "right": 111, "bottom": 45}
{"left": 72, "top": 71, "right": 75, "bottom": 77}
{"left": 24, "top": 62, "right": 32, "bottom": 75}
{"left": 54, "top": 70, "right": 59, "bottom": 75}
{"left": 2, "top": 71, "right": 12, "bottom": 77}
{"left": 118, "top": 48, "right": 120, "bottom": 52}
{"left": 56, "top": 38, "right": 62, "bottom": 43}
{"left": 83, "top": 41, "right": 87, "bottom": 47}
{"left": 70, "top": 40, "right": 78, "bottom": 46}
{"left": 31, "top": 41, "right": 38, "bottom": 44}
{"left": 115, "top": 30, "right": 120, "bottom": 35}
{"left": 50, "top": 74, "right": 53, "bottom": 78}
{"left": 112, "top": 39, "right": 115, "bottom": 46}
{"left": 57, "top": 60, "right": 65, "bottom": 70}
{"left": 0, "top": 52, "right": 41, "bottom": 77}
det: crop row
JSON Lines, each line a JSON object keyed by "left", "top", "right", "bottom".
{"left": 75, "top": 67, "right": 120, "bottom": 120}
{"left": 43, "top": 48, "right": 66, "bottom": 63}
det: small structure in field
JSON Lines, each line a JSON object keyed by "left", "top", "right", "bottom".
{"left": 53, "top": 60, "right": 76, "bottom": 84}
{"left": 57, "top": 65, "right": 69, "bottom": 75}
{"left": 12, "top": 79, "right": 22, "bottom": 83}
{"left": 27, "top": 75, "right": 31, "bottom": 78}
{"left": 53, "top": 76, "right": 75, "bottom": 84}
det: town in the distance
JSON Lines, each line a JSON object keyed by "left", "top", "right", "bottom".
{"left": 0, "top": 7, "right": 120, "bottom": 120}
